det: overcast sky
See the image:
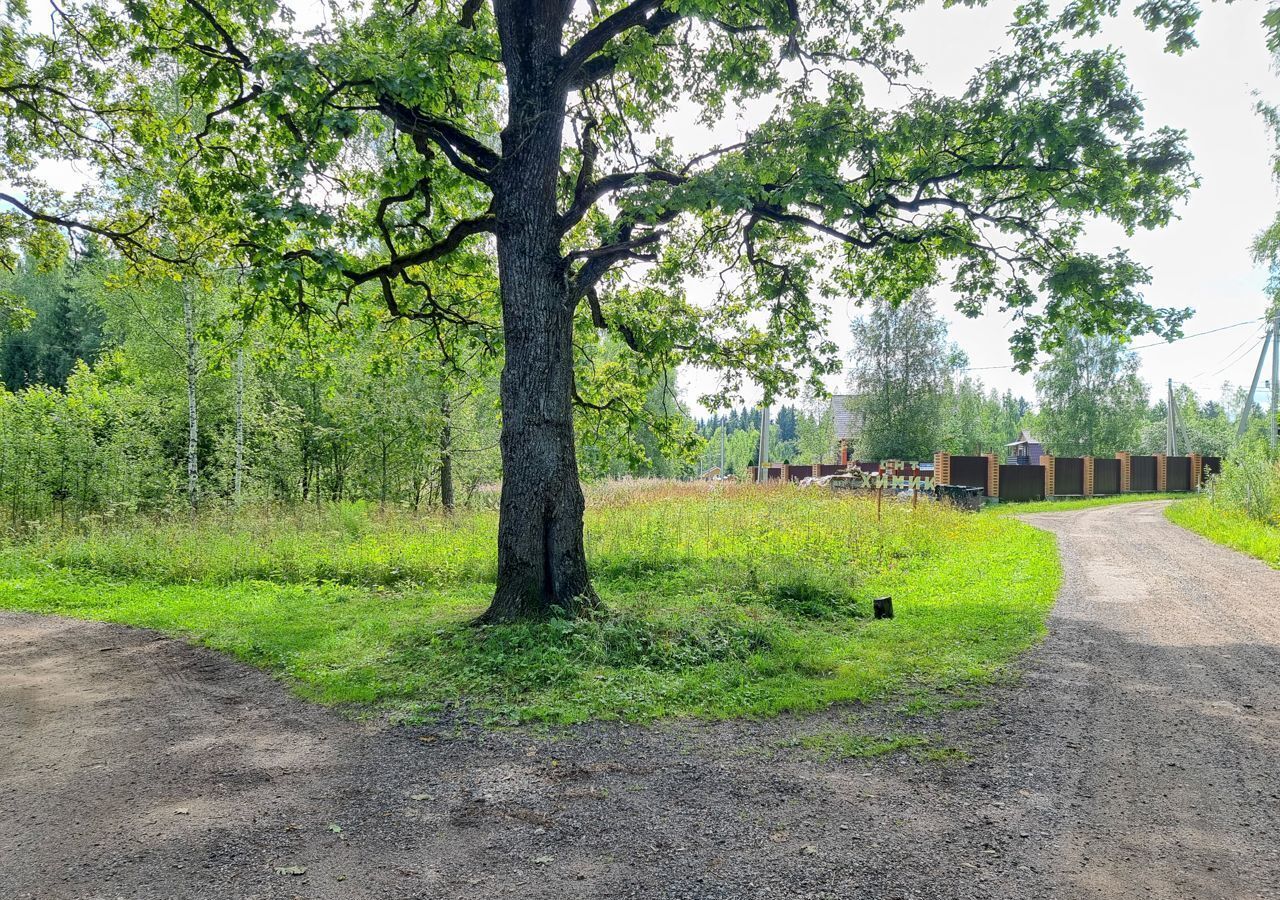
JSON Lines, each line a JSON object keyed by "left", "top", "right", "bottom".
{"left": 675, "top": 0, "right": 1280, "bottom": 414}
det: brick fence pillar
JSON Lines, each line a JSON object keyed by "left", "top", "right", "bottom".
{"left": 1042, "top": 454, "right": 1056, "bottom": 497}
{"left": 1189, "top": 452, "right": 1202, "bottom": 490}
{"left": 1116, "top": 452, "right": 1131, "bottom": 492}
{"left": 781, "top": 463, "right": 791, "bottom": 483}
{"left": 1083, "top": 456, "right": 1095, "bottom": 496}
{"left": 1155, "top": 453, "right": 1167, "bottom": 492}
{"left": 934, "top": 452, "right": 951, "bottom": 486}
{"left": 985, "top": 453, "right": 998, "bottom": 498}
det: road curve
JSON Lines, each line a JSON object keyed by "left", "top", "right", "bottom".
{"left": 1010, "top": 500, "right": 1280, "bottom": 899}
{"left": 1, "top": 500, "right": 1278, "bottom": 899}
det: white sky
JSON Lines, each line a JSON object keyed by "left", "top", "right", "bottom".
{"left": 675, "top": 0, "right": 1280, "bottom": 414}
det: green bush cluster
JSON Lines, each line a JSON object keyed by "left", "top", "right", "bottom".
{"left": 1167, "top": 446, "right": 1280, "bottom": 568}
{"left": 1205, "top": 446, "right": 1280, "bottom": 527}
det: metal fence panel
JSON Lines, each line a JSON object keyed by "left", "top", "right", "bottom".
{"left": 999, "top": 464, "right": 1045, "bottom": 502}
{"left": 1166, "top": 456, "right": 1191, "bottom": 492}
{"left": 1131, "top": 455, "right": 1158, "bottom": 492}
{"left": 1201, "top": 456, "right": 1222, "bottom": 483}
{"left": 1094, "top": 459, "right": 1121, "bottom": 495}
{"left": 1055, "top": 457, "right": 1085, "bottom": 496}
{"left": 950, "top": 456, "right": 989, "bottom": 492}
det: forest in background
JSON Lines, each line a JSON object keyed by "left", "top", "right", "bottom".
{"left": 0, "top": 248, "right": 1271, "bottom": 526}
{"left": 0, "top": 241, "right": 721, "bottom": 525}
{"left": 0, "top": 247, "right": 504, "bottom": 522}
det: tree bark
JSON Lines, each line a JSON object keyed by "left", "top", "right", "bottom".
{"left": 233, "top": 344, "right": 245, "bottom": 502}
{"left": 440, "top": 392, "right": 455, "bottom": 513}
{"left": 182, "top": 283, "right": 199, "bottom": 511}
{"left": 482, "top": 2, "right": 595, "bottom": 622}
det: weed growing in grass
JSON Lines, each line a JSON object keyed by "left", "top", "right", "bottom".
{"left": 742, "top": 562, "right": 862, "bottom": 620}
{"left": 916, "top": 746, "right": 972, "bottom": 764}
{"left": 894, "top": 689, "right": 985, "bottom": 718}
{"left": 0, "top": 482, "right": 1061, "bottom": 723}
{"left": 9, "top": 504, "right": 500, "bottom": 588}
{"left": 791, "top": 729, "right": 929, "bottom": 760}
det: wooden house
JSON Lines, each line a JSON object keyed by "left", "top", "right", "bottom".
{"left": 1006, "top": 430, "right": 1044, "bottom": 465}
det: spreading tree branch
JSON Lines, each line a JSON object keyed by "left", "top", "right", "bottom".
{"left": 560, "top": 2, "right": 682, "bottom": 91}
{"left": 377, "top": 97, "right": 499, "bottom": 182}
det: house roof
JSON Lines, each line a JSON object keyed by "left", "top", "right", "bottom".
{"left": 831, "top": 395, "right": 862, "bottom": 441}
{"left": 1006, "top": 429, "right": 1042, "bottom": 447}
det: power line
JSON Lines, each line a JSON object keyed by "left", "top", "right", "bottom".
{"left": 1126, "top": 318, "right": 1261, "bottom": 351}
{"left": 962, "top": 318, "right": 1263, "bottom": 373}
{"left": 1187, "top": 326, "right": 1269, "bottom": 382}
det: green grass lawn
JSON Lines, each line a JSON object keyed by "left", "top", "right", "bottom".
{"left": 0, "top": 483, "right": 1061, "bottom": 724}
{"left": 993, "top": 493, "right": 1181, "bottom": 515}
{"left": 1166, "top": 497, "right": 1280, "bottom": 568}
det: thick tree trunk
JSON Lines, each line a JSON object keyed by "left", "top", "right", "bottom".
{"left": 482, "top": 2, "right": 594, "bottom": 622}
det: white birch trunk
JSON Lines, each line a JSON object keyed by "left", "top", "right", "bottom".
{"left": 183, "top": 284, "right": 199, "bottom": 510}
{"left": 234, "top": 344, "right": 245, "bottom": 501}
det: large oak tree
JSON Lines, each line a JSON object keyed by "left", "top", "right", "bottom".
{"left": 2, "top": 0, "right": 1207, "bottom": 619}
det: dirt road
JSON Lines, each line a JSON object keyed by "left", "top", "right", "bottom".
{"left": 2, "top": 500, "right": 1278, "bottom": 899}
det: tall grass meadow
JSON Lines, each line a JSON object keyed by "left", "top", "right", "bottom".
{"left": 0, "top": 480, "right": 1060, "bottom": 722}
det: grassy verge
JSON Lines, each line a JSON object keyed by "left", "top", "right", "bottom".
{"left": 0, "top": 483, "right": 1060, "bottom": 724}
{"left": 993, "top": 493, "right": 1180, "bottom": 515}
{"left": 789, "top": 729, "right": 928, "bottom": 760}
{"left": 1166, "top": 497, "right": 1280, "bottom": 568}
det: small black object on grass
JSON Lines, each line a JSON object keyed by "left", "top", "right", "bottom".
{"left": 873, "top": 596, "right": 894, "bottom": 620}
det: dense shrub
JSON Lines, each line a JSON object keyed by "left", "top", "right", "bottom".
{"left": 1206, "top": 446, "right": 1280, "bottom": 526}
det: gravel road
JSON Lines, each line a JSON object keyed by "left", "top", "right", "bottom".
{"left": 2, "top": 500, "right": 1278, "bottom": 899}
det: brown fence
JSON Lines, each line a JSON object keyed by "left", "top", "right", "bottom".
{"left": 1094, "top": 458, "right": 1121, "bottom": 495}
{"left": 1166, "top": 456, "right": 1192, "bottom": 492}
{"left": 1202, "top": 456, "right": 1222, "bottom": 481}
{"left": 751, "top": 448, "right": 1212, "bottom": 502}
{"left": 1055, "top": 457, "right": 1085, "bottom": 496}
{"left": 950, "top": 456, "right": 989, "bottom": 493}
{"left": 1130, "top": 455, "right": 1158, "bottom": 492}
{"left": 999, "top": 465, "right": 1045, "bottom": 502}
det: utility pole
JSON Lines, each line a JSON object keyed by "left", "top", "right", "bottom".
{"left": 1272, "top": 306, "right": 1279, "bottom": 450}
{"left": 1166, "top": 378, "right": 1176, "bottom": 456}
{"left": 720, "top": 425, "right": 726, "bottom": 473}
{"left": 1178, "top": 394, "right": 1191, "bottom": 457}
{"left": 1238, "top": 321, "right": 1275, "bottom": 438}
{"left": 757, "top": 404, "right": 771, "bottom": 483}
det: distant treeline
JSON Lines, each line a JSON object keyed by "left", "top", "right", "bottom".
{"left": 692, "top": 404, "right": 837, "bottom": 475}
{"left": 0, "top": 249, "right": 712, "bottom": 525}
{"left": 0, "top": 251, "right": 1266, "bottom": 526}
